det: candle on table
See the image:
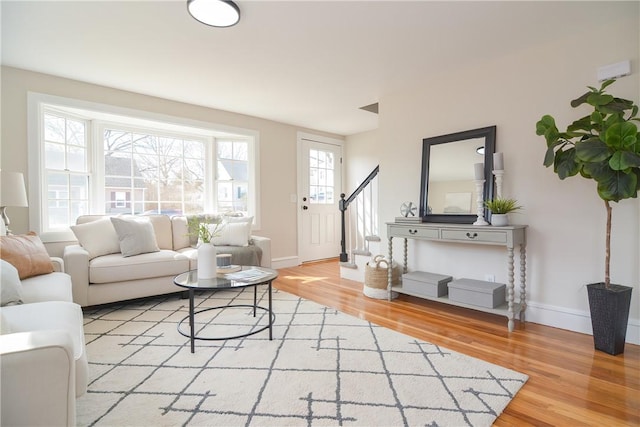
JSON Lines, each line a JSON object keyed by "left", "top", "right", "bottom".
{"left": 493, "top": 152, "right": 504, "bottom": 171}
{"left": 474, "top": 163, "right": 484, "bottom": 180}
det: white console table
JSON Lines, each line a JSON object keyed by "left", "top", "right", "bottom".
{"left": 386, "top": 222, "right": 527, "bottom": 332}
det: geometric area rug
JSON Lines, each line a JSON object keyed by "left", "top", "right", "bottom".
{"left": 78, "top": 288, "right": 528, "bottom": 426}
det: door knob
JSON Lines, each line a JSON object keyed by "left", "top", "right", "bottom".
{"left": 302, "top": 205, "right": 308, "bottom": 210}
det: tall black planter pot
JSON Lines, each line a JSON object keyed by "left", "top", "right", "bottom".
{"left": 586, "top": 283, "right": 633, "bottom": 355}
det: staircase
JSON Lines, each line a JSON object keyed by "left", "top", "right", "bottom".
{"left": 339, "top": 166, "right": 381, "bottom": 283}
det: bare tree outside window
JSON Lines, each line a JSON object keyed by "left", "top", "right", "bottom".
{"left": 104, "top": 129, "right": 205, "bottom": 215}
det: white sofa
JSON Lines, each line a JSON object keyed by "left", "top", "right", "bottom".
{"left": 63, "top": 214, "right": 271, "bottom": 307}
{"left": 0, "top": 258, "right": 88, "bottom": 427}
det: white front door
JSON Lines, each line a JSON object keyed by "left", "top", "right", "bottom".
{"left": 297, "top": 133, "right": 343, "bottom": 263}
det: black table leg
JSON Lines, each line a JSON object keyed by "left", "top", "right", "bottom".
{"left": 253, "top": 286, "right": 257, "bottom": 317}
{"left": 268, "top": 280, "right": 273, "bottom": 340}
{"left": 189, "top": 289, "right": 195, "bottom": 353}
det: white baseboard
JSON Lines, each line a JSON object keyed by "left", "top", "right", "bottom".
{"left": 271, "top": 256, "right": 299, "bottom": 269}
{"left": 526, "top": 301, "right": 640, "bottom": 346}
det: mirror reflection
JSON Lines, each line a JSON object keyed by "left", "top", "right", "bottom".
{"left": 427, "top": 137, "right": 485, "bottom": 215}
{"left": 419, "top": 126, "right": 496, "bottom": 224}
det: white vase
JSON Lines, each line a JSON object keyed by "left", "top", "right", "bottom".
{"left": 197, "top": 243, "right": 217, "bottom": 279}
{"left": 491, "top": 214, "right": 508, "bottom": 226}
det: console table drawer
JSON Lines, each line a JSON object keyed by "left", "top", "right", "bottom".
{"left": 389, "top": 225, "right": 439, "bottom": 239}
{"left": 441, "top": 229, "right": 507, "bottom": 244}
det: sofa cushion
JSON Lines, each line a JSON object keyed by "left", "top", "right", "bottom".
{"left": 1, "top": 260, "right": 23, "bottom": 306}
{"left": 21, "top": 272, "right": 74, "bottom": 303}
{"left": 143, "top": 214, "right": 174, "bottom": 250}
{"left": 71, "top": 218, "right": 120, "bottom": 260}
{"left": 89, "top": 250, "right": 190, "bottom": 284}
{"left": 110, "top": 217, "right": 160, "bottom": 257}
{"left": 211, "top": 221, "right": 252, "bottom": 247}
{"left": 0, "top": 232, "right": 54, "bottom": 279}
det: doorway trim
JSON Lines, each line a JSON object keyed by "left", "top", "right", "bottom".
{"left": 296, "top": 132, "right": 344, "bottom": 264}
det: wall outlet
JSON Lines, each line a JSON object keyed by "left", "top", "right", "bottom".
{"left": 485, "top": 274, "right": 495, "bottom": 282}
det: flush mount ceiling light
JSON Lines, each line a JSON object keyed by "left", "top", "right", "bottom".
{"left": 187, "top": 0, "right": 240, "bottom": 28}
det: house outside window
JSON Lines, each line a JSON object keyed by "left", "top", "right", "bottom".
{"left": 35, "top": 99, "right": 257, "bottom": 235}
{"left": 216, "top": 139, "right": 249, "bottom": 212}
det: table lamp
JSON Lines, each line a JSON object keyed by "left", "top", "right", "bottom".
{"left": 1, "top": 171, "right": 29, "bottom": 235}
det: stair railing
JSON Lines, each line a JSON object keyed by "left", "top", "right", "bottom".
{"left": 339, "top": 165, "right": 379, "bottom": 263}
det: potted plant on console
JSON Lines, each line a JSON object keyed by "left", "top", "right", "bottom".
{"left": 536, "top": 79, "right": 639, "bottom": 355}
{"left": 484, "top": 198, "right": 522, "bottom": 226}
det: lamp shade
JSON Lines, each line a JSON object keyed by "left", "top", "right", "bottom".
{"left": 1, "top": 171, "right": 28, "bottom": 207}
{"left": 187, "top": 0, "right": 240, "bottom": 27}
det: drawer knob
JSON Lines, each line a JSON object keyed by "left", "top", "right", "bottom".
{"left": 466, "top": 232, "right": 478, "bottom": 239}
{"left": 409, "top": 229, "right": 418, "bottom": 235}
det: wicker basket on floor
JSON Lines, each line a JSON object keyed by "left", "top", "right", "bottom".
{"left": 364, "top": 255, "right": 400, "bottom": 299}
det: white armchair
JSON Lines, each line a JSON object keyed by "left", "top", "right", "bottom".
{"left": 1, "top": 330, "right": 78, "bottom": 426}
{"left": 0, "top": 250, "right": 87, "bottom": 427}
{"left": 1, "top": 301, "right": 88, "bottom": 427}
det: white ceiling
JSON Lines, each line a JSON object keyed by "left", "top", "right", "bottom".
{"left": 0, "top": 1, "right": 616, "bottom": 136}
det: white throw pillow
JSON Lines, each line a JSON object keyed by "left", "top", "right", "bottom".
{"left": 210, "top": 221, "right": 252, "bottom": 247}
{"left": 71, "top": 217, "right": 121, "bottom": 259}
{"left": 225, "top": 215, "right": 254, "bottom": 225}
{"left": 1, "top": 259, "right": 23, "bottom": 306}
{"left": 110, "top": 217, "right": 160, "bottom": 257}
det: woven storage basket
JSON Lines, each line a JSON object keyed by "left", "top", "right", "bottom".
{"left": 364, "top": 255, "right": 400, "bottom": 299}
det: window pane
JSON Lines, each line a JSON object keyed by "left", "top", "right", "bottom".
{"left": 70, "top": 201, "right": 88, "bottom": 221}
{"left": 44, "top": 115, "right": 65, "bottom": 143}
{"left": 326, "top": 152, "right": 334, "bottom": 169}
{"left": 134, "top": 153, "right": 158, "bottom": 179}
{"left": 309, "top": 149, "right": 318, "bottom": 168}
{"left": 132, "top": 134, "right": 156, "bottom": 154}
{"left": 217, "top": 182, "right": 232, "bottom": 201}
{"left": 45, "top": 142, "right": 65, "bottom": 170}
{"left": 326, "top": 187, "right": 334, "bottom": 204}
{"left": 104, "top": 130, "right": 131, "bottom": 153}
{"left": 184, "top": 158, "right": 204, "bottom": 181}
{"left": 234, "top": 142, "right": 248, "bottom": 161}
{"left": 184, "top": 140, "right": 204, "bottom": 159}
{"left": 232, "top": 162, "right": 248, "bottom": 181}
{"left": 48, "top": 199, "right": 69, "bottom": 229}
{"left": 67, "top": 146, "right": 86, "bottom": 172}
{"left": 318, "top": 169, "right": 326, "bottom": 186}
{"left": 218, "top": 141, "right": 232, "bottom": 159}
{"left": 217, "top": 159, "right": 232, "bottom": 180}
{"left": 317, "top": 151, "right": 326, "bottom": 169}
{"left": 69, "top": 175, "right": 88, "bottom": 199}
{"left": 67, "top": 120, "right": 85, "bottom": 147}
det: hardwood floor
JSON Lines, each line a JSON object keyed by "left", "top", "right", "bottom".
{"left": 273, "top": 260, "right": 639, "bottom": 426}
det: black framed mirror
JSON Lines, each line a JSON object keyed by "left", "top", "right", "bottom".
{"left": 419, "top": 126, "right": 496, "bottom": 224}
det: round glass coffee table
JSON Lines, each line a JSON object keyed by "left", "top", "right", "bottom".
{"left": 173, "top": 266, "right": 278, "bottom": 353}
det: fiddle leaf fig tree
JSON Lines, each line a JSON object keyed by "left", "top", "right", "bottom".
{"left": 536, "top": 79, "right": 640, "bottom": 289}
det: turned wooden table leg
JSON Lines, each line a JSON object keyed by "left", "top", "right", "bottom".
{"left": 387, "top": 237, "right": 393, "bottom": 301}
{"left": 520, "top": 244, "right": 527, "bottom": 322}
{"left": 507, "top": 246, "right": 515, "bottom": 332}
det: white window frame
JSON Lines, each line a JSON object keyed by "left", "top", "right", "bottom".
{"left": 28, "top": 92, "right": 260, "bottom": 242}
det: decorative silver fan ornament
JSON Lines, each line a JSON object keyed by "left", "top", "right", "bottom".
{"left": 400, "top": 202, "right": 417, "bottom": 218}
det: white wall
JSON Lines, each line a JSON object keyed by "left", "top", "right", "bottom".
{"left": 346, "top": 2, "right": 639, "bottom": 343}
{"left": 0, "top": 66, "right": 342, "bottom": 264}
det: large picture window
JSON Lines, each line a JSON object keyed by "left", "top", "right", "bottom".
{"left": 35, "top": 99, "right": 256, "bottom": 234}
{"left": 102, "top": 128, "right": 207, "bottom": 216}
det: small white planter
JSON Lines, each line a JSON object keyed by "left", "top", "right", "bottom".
{"left": 491, "top": 214, "right": 509, "bottom": 226}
